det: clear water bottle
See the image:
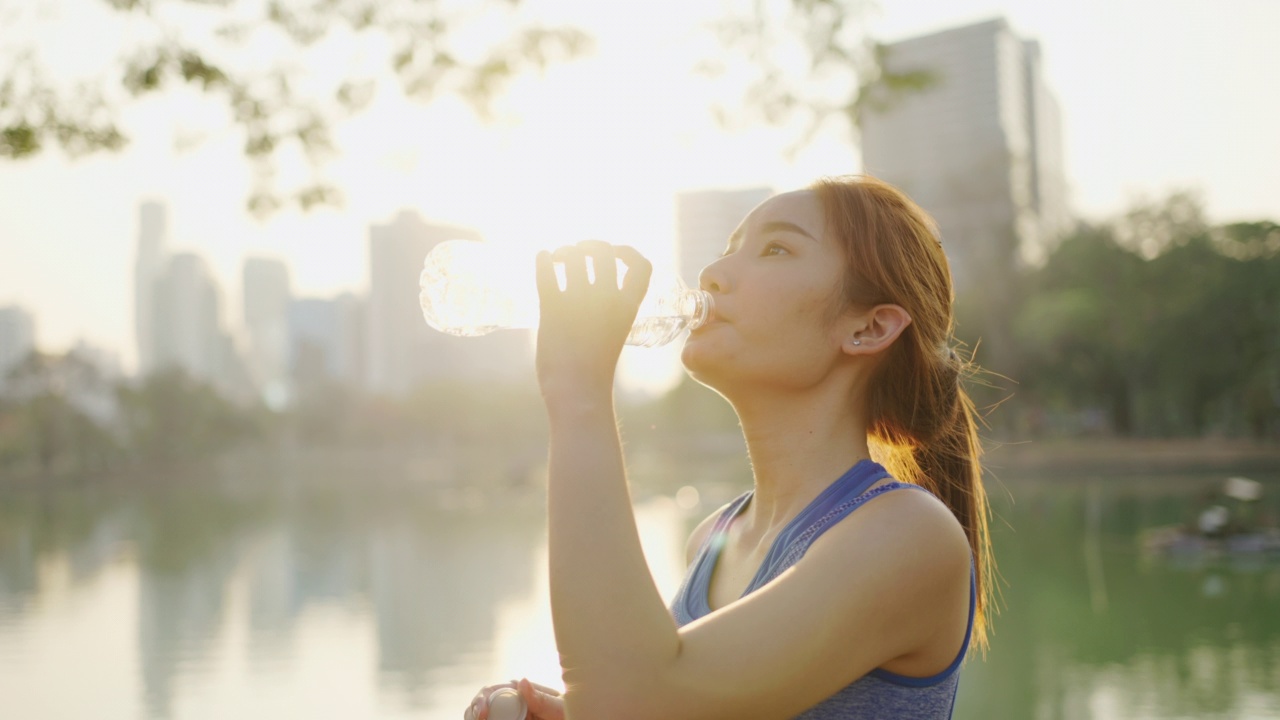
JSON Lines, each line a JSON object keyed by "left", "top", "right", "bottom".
{"left": 419, "top": 240, "right": 713, "bottom": 347}
{"left": 486, "top": 688, "right": 527, "bottom": 720}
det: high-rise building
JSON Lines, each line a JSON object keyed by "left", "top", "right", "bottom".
{"left": 134, "top": 201, "right": 168, "bottom": 376}
{"left": 243, "top": 257, "right": 292, "bottom": 405}
{"left": 151, "top": 252, "right": 255, "bottom": 401}
{"left": 152, "top": 252, "right": 225, "bottom": 383}
{"left": 287, "top": 293, "right": 365, "bottom": 392}
{"left": 860, "top": 18, "right": 1070, "bottom": 292}
{"left": 675, "top": 188, "right": 774, "bottom": 288}
{"left": 365, "top": 211, "right": 489, "bottom": 396}
{"left": 0, "top": 305, "right": 36, "bottom": 390}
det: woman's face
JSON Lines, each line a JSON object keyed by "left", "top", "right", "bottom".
{"left": 681, "top": 190, "right": 855, "bottom": 393}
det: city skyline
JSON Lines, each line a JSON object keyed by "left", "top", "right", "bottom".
{"left": 2, "top": 1, "right": 1278, "bottom": 382}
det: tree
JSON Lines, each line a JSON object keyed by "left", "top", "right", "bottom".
{"left": 1, "top": 0, "right": 593, "bottom": 214}
{"left": 704, "top": 0, "right": 936, "bottom": 153}
{"left": 3, "top": 0, "right": 918, "bottom": 213}
{"left": 1010, "top": 194, "right": 1280, "bottom": 439}
{"left": 0, "top": 349, "right": 120, "bottom": 473}
{"left": 115, "top": 367, "right": 265, "bottom": 461}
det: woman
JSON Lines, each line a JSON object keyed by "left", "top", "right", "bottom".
{"left": 466, "top": 175, "right": 994, "bottom": 719}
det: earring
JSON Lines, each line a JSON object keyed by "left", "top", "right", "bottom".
{"left": 853, "top": 339, "right": 862, "bottom": 346}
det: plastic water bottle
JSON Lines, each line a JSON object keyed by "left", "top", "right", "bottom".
{"left": 486, "top": 688, "right": 527, "bottom": 720}
{"left": 419, "top": 240, "right": 713, "bottom": 347}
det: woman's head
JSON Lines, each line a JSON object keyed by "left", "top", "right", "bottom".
{"left": 811, "top": 174, "right": 995, "bottom": 652}
{"left": 681, "top": 190, "right": 861, "bottom": 389}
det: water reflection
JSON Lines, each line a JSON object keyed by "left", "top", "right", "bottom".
{"left": 0, "top": 463, "right": 1278, "bottom": 719}
{"left": 955, "top": 474, "right": 1280, "bottom": 719}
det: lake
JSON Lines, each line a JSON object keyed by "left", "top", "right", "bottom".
{"left": 1, "top": 452, "right": 1277, "bottom": 719}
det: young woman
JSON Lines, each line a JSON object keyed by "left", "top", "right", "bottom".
{"left": 465, "top": 175, "right": 994, "bottom": 719}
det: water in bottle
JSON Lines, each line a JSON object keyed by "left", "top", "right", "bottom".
{"left": 419, "top": 239, "right": 712, "bottom": 347}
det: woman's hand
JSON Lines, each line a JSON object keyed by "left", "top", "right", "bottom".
{"left": 463, "top": 678, "right": 564, "bottom": 720}
{"left": 535, "top": 241, "right": 652, "bottom": 411}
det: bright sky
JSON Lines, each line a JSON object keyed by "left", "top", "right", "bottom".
{"left": 1, "top": 0, "right": 1278, "bottom": 393}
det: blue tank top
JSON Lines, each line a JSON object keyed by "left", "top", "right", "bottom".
{"left": 669, "top": 459, "right": 975, "bottom": 719}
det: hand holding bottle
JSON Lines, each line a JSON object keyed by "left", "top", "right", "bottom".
{"left": 419, "top": 239, "right": 710, "bottom": 347}
{"left": 464, "top": 679, "right": 564, "bottom": 720}
{"left": 535, "top": 241, "right": 651, "bottom": 405}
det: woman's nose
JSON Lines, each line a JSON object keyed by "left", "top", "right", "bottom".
{"left": 699, "top": 256, "right": 728, "bottom": 294}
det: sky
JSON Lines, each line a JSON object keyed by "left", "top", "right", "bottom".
{"left": 1, "top": 0, "right": 1278, "bottom": 392}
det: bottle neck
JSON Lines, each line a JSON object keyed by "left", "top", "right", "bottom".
{"left": 678, "top": 288, "right": 713, "bottom": 330}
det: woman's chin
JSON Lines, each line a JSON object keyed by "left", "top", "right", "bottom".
{"left": 680, "top": 340, "right": 728, "bottom": 387}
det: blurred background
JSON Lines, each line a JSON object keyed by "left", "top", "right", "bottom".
{"left": 1, "top": 0, "right": 1278, "bottom": 718}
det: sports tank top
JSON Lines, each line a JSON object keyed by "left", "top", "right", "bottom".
{"left": 669, "top": 459, "right": 975, "bottom": 719}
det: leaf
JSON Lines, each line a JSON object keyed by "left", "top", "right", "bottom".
{"left": 0, "top": 123, "right": 40, "bottom": 158}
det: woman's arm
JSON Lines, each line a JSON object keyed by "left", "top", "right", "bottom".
{"left": 536, "top": 243, "right": 970, "bottom": 720}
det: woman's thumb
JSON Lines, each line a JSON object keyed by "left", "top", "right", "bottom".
{"left": 518, "top": 678, "right": 554, "bottom": 717}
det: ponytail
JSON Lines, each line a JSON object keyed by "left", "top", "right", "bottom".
{"left": 812, "top": 175, "right": 997, "bottom": 654}
{"left": 868, "top": 348, "right": 994, "bottom": 654}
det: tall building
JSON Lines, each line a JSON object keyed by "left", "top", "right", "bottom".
{"left": 676, "top": 188, "right": 774, "bottom": 288}
{"left": 152, "top": 252, "right": 225, "bottom": 383}
{"left": 287, "top": 293, "right": 365, "bottom": 391}
{"left": 243, "top": 257, "right": 292, "bottom": 406}
{"left": 0, "top": 305, "right": 36, "bottom": 390}
{"left": 134, "top": 201, "right": 168, "bottom": 376}
{"left": 365, "top": 211, "right": 486, "bottom": 396}
{"left": 860, "top": 18, "right": 1070, "bottom": 292}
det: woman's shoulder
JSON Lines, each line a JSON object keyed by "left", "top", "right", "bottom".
{"left": 683, "top": 496, "right": 745, "bottom": 566}
{"left": 817, "top": 480, "right": 971, "bottom": 577}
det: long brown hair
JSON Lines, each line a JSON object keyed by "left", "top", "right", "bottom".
{"left": 812, "top": 174, "right": 996, "bottom": 652}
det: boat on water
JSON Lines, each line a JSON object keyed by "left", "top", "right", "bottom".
{"left": 1141, "top": 525, "right": 1280, "bottom": 556}
{"left": 1140, "top": 476, "right": 1280, "bottom": 557}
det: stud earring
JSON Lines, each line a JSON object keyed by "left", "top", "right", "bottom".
{"left": 853, "top": 339, "right": 862, "bottom": 346}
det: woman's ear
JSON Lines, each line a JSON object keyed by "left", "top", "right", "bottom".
{"left": 841, "top": 304, "right": 912, "bottom": 356}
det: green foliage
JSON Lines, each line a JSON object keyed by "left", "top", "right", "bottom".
{"left": 706, "top": 0, "right": 921, "bottom": 156}
{"left": 0, "top": 0, "right": 593, "bottom": 214}
{"left": 1003, "top": 194, "right": 1280, "bottom": 438}
{"left": 3, "top": 0, "right": 909, "bottom": 210}
{"left": 114, "top": 367, "right": 267, "bottom": 462}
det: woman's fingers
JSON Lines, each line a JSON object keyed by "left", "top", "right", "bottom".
{"left": 465, "top": 681, "right": 520, "bottom": 720}
{"left": 535, "top": 250, "right": 557, "bottom": 297}
{"left": 577, "top": 239, "right": 618, "bottom": 292}
{"left": 551, "top": 245, "right": 589, "bottom": 294}
{"left": 519, "top": 678, "right": 565, "bottom": 720}
{"left": 613, "top": 244, "right": 652, "bottom": 304}
{"left": 538, "top": 241, "right": 649, "bottom": 296}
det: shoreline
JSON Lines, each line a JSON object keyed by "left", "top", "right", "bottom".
{"left": 984, "top": 437, "right": 1280, "bottom": 476}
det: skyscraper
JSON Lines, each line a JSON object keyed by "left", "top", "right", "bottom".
{"left": 287, "top": 293, "right": 365, "bottom": 392}
{"left": 243, "top": 256, "right": 292, "bottom": 406}
{"left": 0, "top": 305, "right": 36, "bottom": 391}
{"left": 860, "top": 18, "right": 1070, "bottom": 293}
{"left": 134, "top": 201, "right": 168, "bottom": 376}
{"left": 152, "top": 252, "right": 224, "bottom": 383}
{"left": 365, "top": 211, "right": 482, "bottom": 396}
{"left": 676, "top": 187, "right": 774, "bottom": 288}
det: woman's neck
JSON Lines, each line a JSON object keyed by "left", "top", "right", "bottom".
{"left": 729, "top": 384, "right": 872, "bottom": 536}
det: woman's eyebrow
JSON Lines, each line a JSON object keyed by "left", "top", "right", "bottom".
{"left": 725, "top": 220, "right": 818, "bottom": 251}
{"left": 760, "top": 221, "right": 818, "bottom": 241}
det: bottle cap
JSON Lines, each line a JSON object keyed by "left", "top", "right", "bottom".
{"left": 487, "top": 687, "right": 528, "bottom": 720}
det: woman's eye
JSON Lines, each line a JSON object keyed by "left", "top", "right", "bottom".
{"left": 762, "top": 243, "right": 789, "bottom": 256}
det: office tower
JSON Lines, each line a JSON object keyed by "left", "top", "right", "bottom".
{"left": 0, "top": 305, "right": 36, "bottom": 391}
{"left": 243, "top": 256, "right": 292, "bottom": 405}
{"left": 860, "top": 18, "right": 1070, "bottom": 293}
{"left": 134, "top": 201, "right": 168, "bottom": 376}
{"left": 365, "top": 210, "right": 487, "bottom": 396}
{"left": 287, "top": 293, "right": 365, "bottom": 392}
{"left": 67, "top": 339, "right": 123, "bottom": 424}
{"left": 675, "top": 188, "right": 774, "bottom": 289}
{"left": 151, "top": 252, "right": 224, "bottom": 383}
